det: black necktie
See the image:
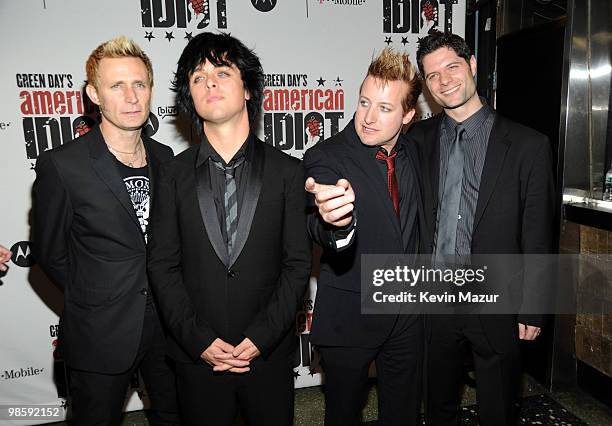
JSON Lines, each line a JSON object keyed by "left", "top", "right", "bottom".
{"left": 211, "top": 157, "right": 245, "bottom": 255}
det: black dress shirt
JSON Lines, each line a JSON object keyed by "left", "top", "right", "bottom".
{"left": 196, "top": 133, "right": 254, "bottom": 247}
{"left": 332, "top": 132, "right": 419, "bottom": 254}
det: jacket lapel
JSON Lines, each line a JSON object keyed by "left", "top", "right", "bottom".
{"left": 88, "top": 126, "right": 142, "bottom": 233}
{"left": 143, "top": 139, "right": 160, "bottom": 212}
{"left": 473, "top": 115, "right": 511, "bottom": 231}
{"left": 425, "top": 115, "right": 442, "bottom": 214}
{"left": 229, "top": 139, "right": 264, "bottom": 267}
{"left": 195, "top": 153, "right": 230, "bottom": 268}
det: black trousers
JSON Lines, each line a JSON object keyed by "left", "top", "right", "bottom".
{"left": 425, "top": 315, "right": 520, "bottom": 426}
{"left": 175, "top": 354, "right": 294, "bottom": 426}
{"left": 69, "top": 305, "right": 179, "bottom": 426}
{"left": 318, "top": 315, "right": 423, "bottom": 426}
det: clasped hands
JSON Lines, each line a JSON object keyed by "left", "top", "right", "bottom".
{"left": 305, "top": 177, "right": 355, "bottom": 227}
{"left": 200, "top": 337, "right": 260, "bottom": 373}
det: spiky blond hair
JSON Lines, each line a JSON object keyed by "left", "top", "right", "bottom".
{"left": 366, "top": 47, "right": 422, "bottom": 112}
{"left": 86, "top": 36, "right": 153, "bottom": 88}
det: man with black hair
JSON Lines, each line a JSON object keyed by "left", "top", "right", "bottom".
{"left": 411, "top": 31, "right": 554, "bottom": 426}
{"left": 147, "top": 32, "right": 311, "bottom": 426}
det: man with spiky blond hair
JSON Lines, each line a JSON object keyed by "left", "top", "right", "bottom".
{"left": 33, "top": 36, "right": 179, "bottom": 425}
{"left": 304, "top": 48, "right": 423, "bottom": 426}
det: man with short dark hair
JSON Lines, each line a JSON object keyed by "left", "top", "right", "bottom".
{"left": 33, "top": 36, "right": 179, "bottom": 425}
{"left": 147, "top": 32, "right": 311, "bottom": 426}
{"left": 412, "top": 31, "right": 555, "bottom": 426}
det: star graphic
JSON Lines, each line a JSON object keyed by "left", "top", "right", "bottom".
{"left": 384, "top": 36, "right": 393, "bottom": 46}
{"left": 417, "top": 37, "right": 424, "bottom": 46}
{"left": 334, "top": 76, "right": 343, "bottom": 87}
{"left": 165, "top": 31, "right": 175, "bottom": 42}
{"left": 60, "top": 400, "right": 70, "bottom": 409}
{"left": 30, "top": 162, "right": 36, "bottom": 170}
{"left": 316, "top": 77, "right": 326, "bottom": 86}
{"left": 309, "top": 368, "right": 317, "bottom": 377}
{"left": 401, "top": 37, "right": 409, "bottom": 46}
{"left": 144, "top": 31, "right": 154, "bottom": 42}
{"left": 184, "top": 32, "right": 193, "bottom": 41}
{"left": 293, "top": 370, "right": 300, "bottom": 379}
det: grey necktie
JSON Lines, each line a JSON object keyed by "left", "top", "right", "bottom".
{"left": 435, "top": 124, "right": 465, "bottom": 256}
{"left": 211, "top": 157, "right": 245, "bottom": 255}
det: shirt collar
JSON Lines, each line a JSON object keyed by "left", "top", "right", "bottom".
{"left": 196, "top": 132, "right": 253, "bottom": 168}
{"left": 379, "top": 141, "right": 403, "bottom": 156}
{"left": 443, "top": 99, "right": 493, "bottom": 140}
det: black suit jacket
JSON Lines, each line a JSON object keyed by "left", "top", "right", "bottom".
{"left": 303, "top": 121, "right": 420, "bottom": 348}
{"left": 146, "top": 137, "right": 311, "bottom": 364}
{"left": 407, "top": 113, "right": 555, "bottom": 350}
{"left": 32, "top": 125, "right": 173, "bottom": 374}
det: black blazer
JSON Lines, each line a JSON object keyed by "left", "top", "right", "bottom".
{"left": 407, "top": 113, "right": 555, "bottom": 349}
{"left": 146, "top": 137, "right": 311, "bottom": 364}
{"left": 32, "top": 125, "right": 173, "bottom": 374}
{"left": 303, "top": 121, "right": 420, "bottom": 349}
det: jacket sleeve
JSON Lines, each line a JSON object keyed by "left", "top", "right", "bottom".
{"left": 243, "top": 162, "right": 312, "bottom": 358}
{"left": 32, "top": 152, "right": 73, "bottom": 291}
{"left": 147, "top": 163, "right": 218, "bottom": 360}
{"left": 518, "top": 135, "right": 555, "bottom": 328}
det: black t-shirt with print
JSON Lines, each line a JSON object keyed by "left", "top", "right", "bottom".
{"left": 115, "top": 159, "right": 154, "bottom": 308}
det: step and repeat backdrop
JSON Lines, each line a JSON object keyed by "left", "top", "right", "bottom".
{"left": 0, "top": 0, "right": 464, "bottom": 423}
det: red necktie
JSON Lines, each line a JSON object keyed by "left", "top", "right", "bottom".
{"left": 376, "top": 150, "right": 400, "bottom": 218}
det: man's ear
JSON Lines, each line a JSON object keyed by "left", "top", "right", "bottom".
{"left": 402, "top": 108, "right": 416, "bottom": 125}
{"left": 244, "top": 88, "right": 251, "bottom": 101}
{"left": 85, "top": 84, "right": 100, "bottom": 106}
{"left": 469, "top": 55, "right": 477, "bottom": 77}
